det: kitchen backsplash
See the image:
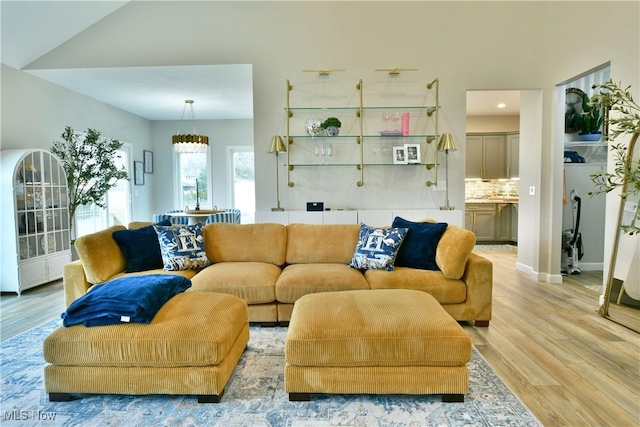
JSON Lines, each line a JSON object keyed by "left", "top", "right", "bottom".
{"left": 465, "top": 179, "right": 519, "bottom": 200}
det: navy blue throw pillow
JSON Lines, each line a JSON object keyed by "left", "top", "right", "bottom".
{"left": 391, "top": 217, "right": 448, "bottom": 271}
{"left": 112, "top": 219, "right": 171, "bottom": 273}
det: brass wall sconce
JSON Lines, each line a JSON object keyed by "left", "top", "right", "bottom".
{"left": 375, "top": 68, "right": 418, "bottom": 75}
{"left": 268, "top": 135, "right": 287, "bottom": 211}
{"left": 302, "top": 69, "right": 345, "bottom": 76}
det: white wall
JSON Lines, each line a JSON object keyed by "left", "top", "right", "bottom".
{"left": 3, "top": 1, "right": 639, "bottom": 281}
{"left": 0, "top": 64, "right": 155, "bottom": 222}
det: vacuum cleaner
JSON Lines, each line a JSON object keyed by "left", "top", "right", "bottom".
{"left": 561, "top": 189, "right": 584, "bottom": 275}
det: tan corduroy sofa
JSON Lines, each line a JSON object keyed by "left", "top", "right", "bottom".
{"left": 64, "top": 221, "right": 493, "bottom": 326}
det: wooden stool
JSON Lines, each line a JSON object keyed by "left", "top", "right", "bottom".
{"left": 285, "top": 289, "right": 471, "bottom": 402}
{"left": 44, "top": 292, "right": 249, "bottom": 403}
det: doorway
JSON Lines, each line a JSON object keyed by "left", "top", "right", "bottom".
{"left": 465, "top": 90, "right": 521, "bottom": 247}
{"left": 557, "top": 64, "right": 610, "bottom": 290}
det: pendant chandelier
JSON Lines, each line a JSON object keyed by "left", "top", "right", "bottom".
{"left": 172, "top": 99, "right": 209, "bottom": 154}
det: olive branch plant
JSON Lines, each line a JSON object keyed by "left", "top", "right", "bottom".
{"left": 51, "top": 126, "right": 129, "bottom": 236}
{"left": 587, "top": 80, "right": 640, "bottom": 235}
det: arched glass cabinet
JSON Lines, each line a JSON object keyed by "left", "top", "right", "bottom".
{"left": 0, "top": 149, "right": 71, "bottom": 294}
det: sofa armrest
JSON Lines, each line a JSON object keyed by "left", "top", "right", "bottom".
{"left": 62, "top": 260, "right": 92, "bottom": 307}
{"left": 460, "top": 253, "right": 493, "bottom": 322}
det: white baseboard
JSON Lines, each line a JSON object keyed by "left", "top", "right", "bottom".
{"left": 515, "top": 262, "right": 562, "bottom": 283}
{"left": 577, "top": 262, "right": 603, "bottom": 271}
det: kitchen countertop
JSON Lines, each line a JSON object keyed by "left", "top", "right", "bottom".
{"left": 465, "top": 198, "right": 519, "bottom": 204}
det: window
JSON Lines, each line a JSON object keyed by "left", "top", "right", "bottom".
{"left": 229, "top": 147, "right": 255, "bottom": 223}
{"left": 74, "top": 145, "right": 132, "bottom": 238}
{"left": 175, "top": 151, "right": 211, "bottom": 210}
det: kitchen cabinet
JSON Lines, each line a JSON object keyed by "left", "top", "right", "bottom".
{"left": 495, "top": 203, "right": 512, "bottom": 241}
{"left": 465, "top": 203, "right": 496, "bottom": 241}
{"left": 465, "top": 202, "right": 517, "bottom": 242}
{"left": 507, "top": 133, "right": 519, "bottom": 178}
{"left": 466, "top": 134, "right": 507, "bottom": 179}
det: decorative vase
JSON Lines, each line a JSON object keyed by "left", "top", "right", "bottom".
{"left": 306, "top": 119, "right": 323, "bottom": 137}
{"left": 325, "top": 126, "right": 340, "bottom": 136}
{"left": 578, "top": 132, "right": 601, "bottom": 142}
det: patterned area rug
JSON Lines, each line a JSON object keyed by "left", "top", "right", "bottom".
{"left": 1, "top": 320, "right": 541, "bottom": 427}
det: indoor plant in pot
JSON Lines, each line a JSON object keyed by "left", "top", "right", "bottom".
{"left": 51, "top": 126, "right": 129, "bottom": 238}
{"left": 579, "top": 93, "right": 605, "bottom": 141}
{"left": 321, "top": 117, "right": 342, "bottom": 136}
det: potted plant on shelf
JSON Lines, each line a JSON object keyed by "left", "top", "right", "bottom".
{"left": 588, "top": 79, "right": 640, "bottom": 235}
{"left": 579, "top": 93, "right": 605, "bottom": 141}
{"left": 51, "top": 126, "right": 129, "bottom": 239}
{"left": 321, "top": 117, "right": 342, "bottom": 136}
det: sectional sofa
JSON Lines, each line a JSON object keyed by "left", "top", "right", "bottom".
{"left": 64, "top": 221, "right": 493, "bottom": 326}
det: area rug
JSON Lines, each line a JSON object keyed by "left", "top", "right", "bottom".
{"left": 1, "top": 320, "right": 541, "bottom": 427}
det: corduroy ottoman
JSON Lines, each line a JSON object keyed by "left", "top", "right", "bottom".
{"left": 43, "top": 292, "right": 249, "bottom": 403}
{"left": 284, "top": 289, "right": 472, "bottom": 402}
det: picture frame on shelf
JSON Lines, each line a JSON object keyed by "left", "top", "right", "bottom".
{"left": 405, "top": 144, "right": 421, "bottom": 164}
{"left": 134, "top": 161, "right": 144, "bottom": 185}
{"left": 393, "top": 146, "right": 407, "bottom": 164}
{"left": 144, "top": 150, "right": 153, "bottom": 173}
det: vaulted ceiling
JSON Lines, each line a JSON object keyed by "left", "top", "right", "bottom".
{"left": 1, "top": 1, "right": 518, "bottom": 121}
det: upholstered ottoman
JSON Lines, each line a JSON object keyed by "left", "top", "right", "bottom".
{"left": 284, "top": 289, "right": 472, "bottom": 402}
{"left": 43, "top": 292, "right": 249, "bottom": 403}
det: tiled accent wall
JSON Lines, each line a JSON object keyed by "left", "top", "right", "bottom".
{"left": 465, "top": 180, "right": 519, "bottom": 200}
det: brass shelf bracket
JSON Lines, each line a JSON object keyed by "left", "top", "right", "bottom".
{"left": 286, "top": 79, "right": 293, "bottom": 188}
{"left": 426, "top": 77, "right": 440, "bottom": 186}
{"left": 357, "top": 79, "right": 364, "bottom": 187}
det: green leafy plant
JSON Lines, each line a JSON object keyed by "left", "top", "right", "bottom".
{"left": 580, "top": 93, "right": 604, "bottom": 134}
{"left": 321, "top": 117, "right": 341, "bottom": 129}
{"left": 588, "top": 80, "right": 640, "bottom": 235}
{"left": 51, "top": 126, "right": 129, "bottom": 234}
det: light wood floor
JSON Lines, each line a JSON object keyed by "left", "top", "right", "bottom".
{"left": 1, "top": 248, "right": 639, "bottom": 426}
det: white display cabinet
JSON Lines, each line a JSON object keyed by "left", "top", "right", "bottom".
{"left": 1, "top": 149, "right": 71, "bottom": 295}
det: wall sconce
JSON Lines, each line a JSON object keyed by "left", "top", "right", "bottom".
{"left": 268, "top": 135, "right": 287, "bottom": 211}
{"left": 438, "top": 133, "right": 457, "bottom": 210}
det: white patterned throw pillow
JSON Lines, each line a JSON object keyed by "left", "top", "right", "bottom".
{"left": 348, "top": 223, "right": 408, "bottom": 271}
{"left": 153, "top": 223, "right": 211, "bottom": 271}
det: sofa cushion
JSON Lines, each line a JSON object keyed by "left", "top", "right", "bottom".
{"left": 191, "top": 262, "right": 279, "bottom": 304}
{"left": 285, "top": 224, "right": 361, "bottom": 264}
{"left": 154, "top": 223, "right": 211, "bottom": 271}
{"left": 276, "top": 263, "right": 369, "bottom": 303}
{"left": 349, "top": 224, "right": 408, "bottom": 271}
{"left": 364, "top": 267, "right": 467, "bottom": 304}
{"left": 436, "top": 226, "right": 476, "bottom": 280}
{"left": 202, "top": 223, "right": 286, "bottom": 265}
{"left": 75, "top": 225, "right": 127, "bottom": 284}
{"left": 112, "top": 219, "right": 171, "bottom": 273}
{"left": 392, "top": 217, "right": 448, "bottom": 271}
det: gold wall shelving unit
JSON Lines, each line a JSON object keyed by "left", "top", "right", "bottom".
{"left": 284, "top": 78, "right": 441, "bottom": 187}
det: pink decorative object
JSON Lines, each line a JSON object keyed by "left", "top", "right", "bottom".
{"left": 402, "top": 113, "right": 410, "bottom": 136}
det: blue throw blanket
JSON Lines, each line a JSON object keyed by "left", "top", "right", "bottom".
{"left": 62, "top": 274, "right": 192, "bottom": 327}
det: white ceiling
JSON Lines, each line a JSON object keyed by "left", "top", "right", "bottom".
{"left": 1, "top": 1, "right": 519, "bottom": 121}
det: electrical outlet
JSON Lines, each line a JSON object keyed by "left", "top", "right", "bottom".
{"left": 529, "top": 185, "right": 535, "bottom": 196}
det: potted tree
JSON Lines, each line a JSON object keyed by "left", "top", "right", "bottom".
{"left": 588, "top": 79, "right": 640, "bottom": 235}
{"left": 51, "top": 126, "right": 129, "bottom": 238}
{"left": 321, "top": 117, "right": 342, "bottom": 136}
